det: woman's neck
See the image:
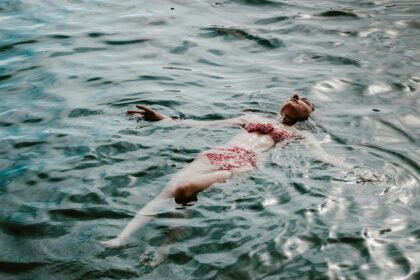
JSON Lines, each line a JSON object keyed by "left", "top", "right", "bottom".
{"left": 279, "top": 116, "right": 295, "bottom": 126}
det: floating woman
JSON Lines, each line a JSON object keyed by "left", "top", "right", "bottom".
{"left": 100, "top": 94, "right": 353, "bottom": 247}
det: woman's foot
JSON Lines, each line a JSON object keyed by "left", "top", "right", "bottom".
{"left": 100, "top": 238, "right": 124, "bottom": 248}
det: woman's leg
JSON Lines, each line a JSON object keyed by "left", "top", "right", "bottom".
{"left": 100, "top": 158, "right": 231, "bottom": 248}
{"left": 172, "top": 170, "right": 231, "bottom": 204}
{"left": 100, "top": 192, "right": 169, "bottom": 248}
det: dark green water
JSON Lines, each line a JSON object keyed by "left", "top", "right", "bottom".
{"left": 1, "top": 0, "right": 419, "bottom": 279}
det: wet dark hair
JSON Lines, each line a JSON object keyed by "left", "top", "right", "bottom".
{"left": 282, "top": 114, "right": 310, "bottom": 125}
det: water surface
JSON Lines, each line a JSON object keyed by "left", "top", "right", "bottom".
{"left": 0, "top": 0, "right": 419, "bottom": 279}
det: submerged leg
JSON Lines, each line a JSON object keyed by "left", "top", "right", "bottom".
{"left": 100, "top": 192, "right": 170, "bottom": 248}
{"left": 100, "top": 170, "right": 231, "bottom": 248}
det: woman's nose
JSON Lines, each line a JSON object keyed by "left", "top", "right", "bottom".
{"left": 292, "top": 94, "right": 299, "bottom": 100}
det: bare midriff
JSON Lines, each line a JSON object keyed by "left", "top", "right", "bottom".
{"left": 204, "top": 124, "right": 292, "bottom": 170}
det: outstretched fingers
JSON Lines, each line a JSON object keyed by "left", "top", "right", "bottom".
{"left": 127, "top": 105, "right": 166, "bottom": 121}
{"left": 127, "top": 105, "right": 147, "bottom": 117}
{"left": 127, "top": 105, "right": 152, "bottom": 114}
{"left": 136, "top": 105, "right": 150, "bottom": 111}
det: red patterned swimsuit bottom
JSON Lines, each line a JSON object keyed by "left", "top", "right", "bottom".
{"left": 205, "top": 146, "right": 258, "bottom": 171}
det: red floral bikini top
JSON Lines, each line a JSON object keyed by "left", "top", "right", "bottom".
{"left": 244, "top": 122, "right": 291, "bottom": 142}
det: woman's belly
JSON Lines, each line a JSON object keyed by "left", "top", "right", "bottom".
{"left": 226, "top": 132, "right": 275, "bottom": 153}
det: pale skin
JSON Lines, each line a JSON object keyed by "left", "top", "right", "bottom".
{"left": 100, "top": 94, "right": 352, "bottom": 247}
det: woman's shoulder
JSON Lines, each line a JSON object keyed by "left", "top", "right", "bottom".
{"left": 292, "top": 128, "right": 312, "bottom": 139}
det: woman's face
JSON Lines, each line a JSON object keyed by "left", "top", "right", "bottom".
{"left": 280, "top": 94, "right": 314, "bottom": 123}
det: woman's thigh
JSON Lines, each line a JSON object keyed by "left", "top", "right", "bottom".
{"left": 172, "top": 170, "right": 232, "bottom": 204}
{"left": 170, "top": 154, "right": 215, "bottom": 183}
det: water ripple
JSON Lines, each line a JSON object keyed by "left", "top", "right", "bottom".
{"left": 1, "top": 0, "right": 419, "bottom": 279}
{"left": 49, "top": 207, "right": 131, "bottom": 221}
{"left": 318, "top": 10, "right": 359, "bottom": 18}
{"left": 103, "top": 38, "right": 149, "bottom": 46}
{"left": 201, "top": 26, "right": 285, "bottom": 49}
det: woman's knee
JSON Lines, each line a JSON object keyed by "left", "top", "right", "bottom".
{"left": 173, "top": 183, "right": 197, "bottom": 204}
{"left": 172, "top": 171, "right": 231, "bottom": 204}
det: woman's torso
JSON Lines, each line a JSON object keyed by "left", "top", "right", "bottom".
{"left": 227, "top": 117, "right": 295, "bottom": 153}
{"left": 192, "top": 117, "right": 298, "bottom": 173}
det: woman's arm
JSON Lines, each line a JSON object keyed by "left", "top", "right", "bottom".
{"left": 127, "top": 105, "right": 250, "bottom": 128}
{"left": 127, "top": 105, "right": 171, "bottom": 121}
{"left": 298, "top": 130, "right": 384, "bottom": 183}
{"left": 297, "top": 130, "right": 353, "bottom": 170}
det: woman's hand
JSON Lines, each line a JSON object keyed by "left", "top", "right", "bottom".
{"left": 127, "top": 105, "right": 170, "bottom": 122}
{"left": 335, "top": 166, "right": 385, "bottom": 184}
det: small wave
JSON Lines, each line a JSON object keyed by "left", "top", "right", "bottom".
{"left": 378, "top": 119, "right": 417, "bottom": 144}
{"left": 315, "top": 54, "right": 360, "bottom": 67}
{"left": 72, "top": 157, "right": 124, "bottom": 170}
{"left": 22, "top": 117, "right": 44, "bottom": 124}
{"left": 131, "top": 164, "right": 173, "bottom": 180}
{"left": 360, "top": 143, "right": 419, "bottom": 173}
{"left": 318, "top": 10, "right": 359, "bottom": 18}
{"left": 106, "top": 96, "right": 184, "bottom": 107}
{"left": 230, "top": 0, "right": 286, "bottom": 7}
{"left": 407, "top": 20, "right": 420, "bottom": 29}
{"left": 0, "top": 219, "right": 70, "bottom": 238}
{"left": 0, "top": 74, "right": 12, "bottom": 81}
{"left": 0, "top": 39, "right": 37, "bottom": 53}
{"left": 74, "top": 47, "right": 107, "bottom": 53}
{"left": 169, "top": 40, "right": 197, "bottom": 54}
{"left": 0, "top": 121, "right": 14, "bottom": 127}
{"left": 85, "top": 77, "right": 102, "bottom": 82}
{"left": 201, "top": 26, "right": 284, "bottom": 49}
{"left": 136, "top": 75, "right": 174, "bottom": 81}
{"left": 96, "top": 141, "right": 148, "bottom": 156}
{"left": 47, "top": 34, "right": 71, "bottom": 39}
{"left": 68, "top": 108, "right": 103, "bottom": 118}
{"left": 254, "top": 16, "right": 289, "bottom": 25}
{"left": 103, "top": 39, "right": 149, "bottom": 45}
{"left": 49, "top": 207, "right": 132, "bottom": 221}
{"left": 49, "top": 47, "right": 108, "bottom": 57}
{"left": 87, "top": 32, "right": 110, "bottom": 38}
{"left": 80, "top": 268, "right": 139, "bottom": 279}
{"left": 197, "top": 58, "right": 225, "bottom": 67}
{"left": 295, "top": 53, "right": 360, "bottom": 67}
{"left": 162, "top": 66, "right": 192, "bottom": 71}
{"left": 69, "top": 192, "right": 107, "bottom": 204}
{"left": 277, "top": 24, "right": 326, "bottom": 35}
{"left": 13, "top": 140, "right": 46, "bottom": 149}
{"left": 49, "top": 51, "right": 73, "bottom": 58}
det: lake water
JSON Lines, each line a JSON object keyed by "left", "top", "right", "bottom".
{"left": 1, "top": 0, "right": 419, "bottom": 279}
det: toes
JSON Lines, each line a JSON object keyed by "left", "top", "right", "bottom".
{"left": 100, "top": 239, "right": 123, "bottom": 248}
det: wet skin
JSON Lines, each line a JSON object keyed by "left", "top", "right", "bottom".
{"left": 280, "top": 94, "right": 315, "bottom": 125}
{"left": 128, "top": 94, "right": 315, "bottom": 125}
